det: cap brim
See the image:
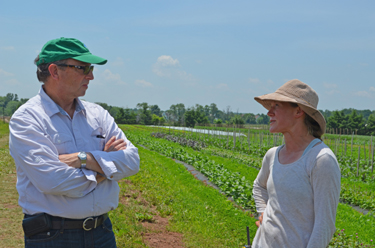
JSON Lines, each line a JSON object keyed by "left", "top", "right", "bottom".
{"left": 72, "top": 54, "right": 107, "bottom": 65}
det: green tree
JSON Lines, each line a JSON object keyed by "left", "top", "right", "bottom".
{"left": 256, "top": 113, "right": 270, "bottom": 124}
{"left": 184, "top": 107, "right": 208, "bottom": 127}
{"left": 327, "top": 110, "right": 348, "bottom": 130}
{"left": 366, "top": 114, "right": 375, "bottom": 135}
{"left": 243, "top": 113, "right": 256, "bottom": 124}
{"left": 214, "top": 118, "right": 223, "bottom": 124}
{"left": 168, "top": 103, "right": 185, "bottom": 126}
{"left": 184, "top": 108, "right": 196, "bottom": 127}
{"left": 136, "top": 102, "right": 152, "bottom": 125}
{"left": 347, "top": 110, "right": 365, "bottom": 134}
{"left": 150, "top": 105, "right": 162, "bottom": 117}
{"left": 151, "top": 114, "right": 165, "bottom": 125}
{"left": 229, "top": 115, "right": 245, "bottom": 126}
{"left": 5, "top": 101, "right": 20, "bottom": 116}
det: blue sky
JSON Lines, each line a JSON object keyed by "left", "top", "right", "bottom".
{"left": 0, "top": 0, "right": 374, "bottom": 114}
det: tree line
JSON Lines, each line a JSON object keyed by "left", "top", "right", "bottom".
{"left": 1, "top": 92, "right": 375, "bottom": 135}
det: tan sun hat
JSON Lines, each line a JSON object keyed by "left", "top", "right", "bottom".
{"left": 254, "top": 79, "right": 326, "bottom": 136}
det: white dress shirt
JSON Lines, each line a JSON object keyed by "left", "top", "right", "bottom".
{"left": 9, "top": 87, "right": 140, "bottom": 219}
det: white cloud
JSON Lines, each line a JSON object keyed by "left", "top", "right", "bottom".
{"left": 323, "top": 83, "right": 338, "bottom": 89}
{"left": 135, "top": 79, "right": 153, "bottom": 88}
{"left": 1, "top": 46, "right": 15, "bottom": 51}
{"left": 152, "top": 55, "right": 197, "bottom": 86}
{"left": 249, "top": 78, "right": 261, "bottom": 84}
{"left": 354, "top": 90, "right": 373, "bottom": 98}
{"left": 4, "top": 78, "right": 20, "bottom": 85}
{"left": 101, "top": 69, "right": 126, "bottom": 85}
{"left": 323, "top": 83, "right": 339, "bottom": 95}
{"left": 370, "top": 87, "right": 375, "bottom": 92}
{"left": 0, "top": 68, "right": 13, "bottom": 77}
{"left": 156, "top": 55, "right": 180, "bottom": 67}
{"left": 111, "top": 57, "right": 124, "bottom": 67}
{"left": 152, "top": 55, "right": 180, "bottom": 77}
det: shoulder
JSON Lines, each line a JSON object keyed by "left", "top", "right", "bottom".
{"left": 11, "top": 95, "right": 42, "bottom": 119}
{"left": 81, "top": 101, "right": 111, "bottom": 118}
{"left": 306, "top": 142, "right": 340, "bottom": 174}
{"left": 81, "top": 100, "right": 106, "bottom": 112}
{"left": 263, "top": 146, "right": 278, "bottom": 163}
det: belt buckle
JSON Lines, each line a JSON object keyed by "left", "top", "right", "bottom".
{"left": 83, "top": 217, "right": 96, "bottom": 231}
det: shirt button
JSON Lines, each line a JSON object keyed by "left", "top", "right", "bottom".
{"left": 110, "top": 176, "right": 113, "bottom": 179}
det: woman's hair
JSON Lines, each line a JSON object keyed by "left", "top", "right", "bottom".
{"left": 34, "top": 55, "right": 68, "bottom": 83}
{"left": 290, "top": 102, "right": 322, "bottom": 139}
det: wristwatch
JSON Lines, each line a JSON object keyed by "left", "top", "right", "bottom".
{"left": 78, "top": 151, "right": 87, "bottom": 169}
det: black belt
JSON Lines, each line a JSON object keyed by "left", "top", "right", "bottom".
{"left": 51, "top": 213, "right": 109, "bottom": 231}
{"left": 25, "top": 213, "right": 108, "bottom": 231}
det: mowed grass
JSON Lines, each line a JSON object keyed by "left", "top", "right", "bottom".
{"left": 0, "top": 123, "right": 258, "bottom": 247}
{"left": 112, "top": 146, "right": 258, "bottom": 247}
{"left": 0, "top": 122, "right": 24, "bottom": 248}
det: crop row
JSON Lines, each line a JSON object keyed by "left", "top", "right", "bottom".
{"left": 123, "top": 125, "right": 375, "bottom": 245}
{"left": 129, "top": 131, "right": 257, "bottom": 211}
{"left": 147, "top": 130, "right": 375, "bottom": 212}
{"left": 153, "top": 126, "right": 375, "bottom": 183}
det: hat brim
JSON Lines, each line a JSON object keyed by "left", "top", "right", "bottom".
{"left": 254, "top": 92, "right": 326, "bottom": 136}
{"left": 72, "top": 54, "right": 107, "bottom": 65}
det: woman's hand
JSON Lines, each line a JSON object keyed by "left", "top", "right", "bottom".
{"left": 256, "top": 212, "right": 264, "bottom": 228}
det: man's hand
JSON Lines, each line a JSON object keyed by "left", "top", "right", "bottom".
{"left": 96, "top": 174, "right": 106, "bottom": 184}
{"left": 59, "top": 152, "right": 81, "bottom": 168}
{"left": 58, "top": 136, "right": 127, "bottom": 183}
{"left": 255, "top": 212, "right": 264, "bottom": 228}
{"left": 104, "top": 136, "right": 127, "bottom": 152}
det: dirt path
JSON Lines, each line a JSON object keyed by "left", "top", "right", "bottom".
{"left": 120, "top": 180, "right": 185, "bottom": 248}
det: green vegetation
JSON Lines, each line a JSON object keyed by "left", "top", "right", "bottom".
{"left": 2, "top": 121, "right": 375, "bottom": 247}
{"left": 126, "top": 125, "right": 375, "bottom": 246}
{"left": 112, "top": 146, "right": 257, "bottom": 247}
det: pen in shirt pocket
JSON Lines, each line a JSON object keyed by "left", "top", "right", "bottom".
{"left": 96, "top": 135, "right": 105, "bottom": 139}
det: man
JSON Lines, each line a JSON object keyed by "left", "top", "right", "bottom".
{"left": 9, "top": 37, "right": 140, "bottom": 248}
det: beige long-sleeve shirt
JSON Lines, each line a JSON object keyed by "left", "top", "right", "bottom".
{"left": 252, "top": 142, "right": 341, "bottom": 248}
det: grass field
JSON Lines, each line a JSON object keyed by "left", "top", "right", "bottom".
{"left": 0, "top": 123, "right": 257, "bottom": 247}
{"left": 2, "top": 122, "right": 375, "bottom": 247}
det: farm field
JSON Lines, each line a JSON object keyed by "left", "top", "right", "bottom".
{"left": 1, "top": 122, "right": 375, "bottom": 247}
{"left": 125, "top": 125, "right": 375, "bottom": 246}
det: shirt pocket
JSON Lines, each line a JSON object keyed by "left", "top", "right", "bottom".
{"left": 51, "top": 133, "right": 75, "bottom": 155}
{"left": 91, "top": 127, "right": 105, "bottom": 151}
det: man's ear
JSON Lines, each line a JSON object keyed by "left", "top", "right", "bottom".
{"left": 48, "top": 64, "right": 59, "bottom": 80}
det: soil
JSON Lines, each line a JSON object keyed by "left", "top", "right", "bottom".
{"left": 141, "top": 215, "right": 185, "bottom": 248}
{"left": 120, "top": 180, "right": 185, "bottom": 248}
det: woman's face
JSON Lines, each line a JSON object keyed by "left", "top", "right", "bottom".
{"left": 267, "top": 101, "right": 298, "bottom": 134}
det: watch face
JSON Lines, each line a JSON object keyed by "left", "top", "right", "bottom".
{"left": 78, "top": 152, "right": 87, "bottom": 160}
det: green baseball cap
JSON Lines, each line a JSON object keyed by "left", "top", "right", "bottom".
{"left": 36, "top": 37, "right": 107, "bottom": 66}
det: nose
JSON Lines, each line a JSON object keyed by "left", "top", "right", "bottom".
{"left": 85, "top": 70, "right": 94, "bottom": 80}
{"left": 267, "top": 108, "right": 274, "bottom": 117}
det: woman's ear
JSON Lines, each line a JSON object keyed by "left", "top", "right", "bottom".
{"left": 295, "top": 106, "right": 305, "bottom": 119}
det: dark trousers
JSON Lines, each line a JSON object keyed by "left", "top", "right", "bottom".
{"left": 24, "top": 215, "right": 117, "bottom": 248}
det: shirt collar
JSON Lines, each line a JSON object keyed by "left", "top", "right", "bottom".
{"left": 39, "top": 86, "right": 86, "bottom": 117}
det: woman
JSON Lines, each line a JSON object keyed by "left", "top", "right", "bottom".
{"left": 251, "top": 79, "right": 341, "bottom": 248}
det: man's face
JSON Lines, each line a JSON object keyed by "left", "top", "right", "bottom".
{"left": 56, "top": 58, "right": 94, "bottom": 99}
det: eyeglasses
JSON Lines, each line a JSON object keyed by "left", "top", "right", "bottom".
{"left": 56, "top": 64, "right": 94, "bottom": 75}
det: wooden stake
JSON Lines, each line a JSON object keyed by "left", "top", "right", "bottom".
{"left": 351, "top": 132, "right": 354, "bottom": 157}
{"left": 357, "top": 146, "right": 360, "bottom": 177}
{"left": 364, "top": 141, "right": 367, "bottom": 161}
